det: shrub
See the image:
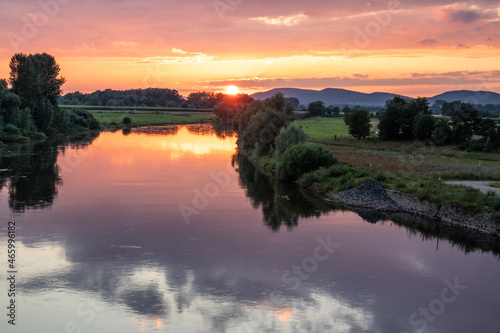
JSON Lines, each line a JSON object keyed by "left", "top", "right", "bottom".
{"left": 277, "top": 144, "right": 337, "bottom": 180}
{"left": 3, "top": 123, "right": 21, "bottom": 136}
{"left": 274, "top": 122, "right": 307, "bottom": 158}
{"left": 122, "top": 116, "right": 132, "bottom": 125}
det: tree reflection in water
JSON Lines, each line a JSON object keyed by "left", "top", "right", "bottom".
{"left": 0, "top": 132, "right": 99, "bottom": 212}
{"left": 234, "top": 152, "right": 343, "bottom": 231}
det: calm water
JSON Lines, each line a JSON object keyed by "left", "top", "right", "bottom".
{"left": 0, "top": 125, "right": 499, "bottom": 333}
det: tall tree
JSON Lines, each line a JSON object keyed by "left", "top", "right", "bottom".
{"left": 9, "top": 53, "right": 66, "bottom": 132}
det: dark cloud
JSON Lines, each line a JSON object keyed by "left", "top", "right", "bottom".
{"left": 418, "top": 38, "right": 438, "bottom": 46}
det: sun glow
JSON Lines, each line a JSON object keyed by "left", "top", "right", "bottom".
{"left": 227, "top": 85, "right": 239, "bottom": 95}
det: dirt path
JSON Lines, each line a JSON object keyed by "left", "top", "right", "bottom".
{"left": 446, "top": 181, "right": 500, "bottom": 195}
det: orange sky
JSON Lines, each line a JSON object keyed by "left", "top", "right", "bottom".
{"left": 1, "top": 0, "right": 499, "bottom": 98}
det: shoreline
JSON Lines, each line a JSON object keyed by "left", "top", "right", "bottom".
{"left": 238, "top": 148, "right": 500, "bottom": 238}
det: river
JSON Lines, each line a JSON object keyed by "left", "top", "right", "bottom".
{"left": 0, "top": 124, "right": 499, "bottom": 333}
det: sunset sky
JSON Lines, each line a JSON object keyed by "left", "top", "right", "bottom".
{"left": 1, "top": 0, "right": 499, "bottom": 98}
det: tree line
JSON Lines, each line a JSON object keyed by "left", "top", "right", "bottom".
{"left": 59, "top": 89, "right": 255, "bottom": 109}
{"left": 1, "top": 53, "right": 98, "bottom": 142}
{"left": 377, "top": 96, "right": 500, "bottom": 151}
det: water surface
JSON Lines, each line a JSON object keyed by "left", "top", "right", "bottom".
{"left": 0, "top": 125, "right": 499, "bottom": 333}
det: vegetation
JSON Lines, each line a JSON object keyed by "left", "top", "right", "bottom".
{"left": 96, "top": 112, "right": 214, "bottom": 128}
{"left": 345, "top": 108, "right": 371, "bottom": 139}
{"left": 277, "top": 144, "right": 337, "bottom": 180}
{"left": 0, "top": 53, "right": 99, "bottom": 142}
{"left": 274, "top": 122, "right": 307, "bottom": 159}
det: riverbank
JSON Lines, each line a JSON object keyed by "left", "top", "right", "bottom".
{"left": 94, "top": 111, "right": 214, "bottom": 128}
{"left": 238, "top": 147, "right": 500, "bottom": 237}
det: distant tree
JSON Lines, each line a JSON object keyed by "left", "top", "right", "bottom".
{"left": 477, "top": 118, "right": 497, "bottom": 137}
{"left": 166, "top": 101, "right": 176, "bottom": 108}
{"left": 307, "top": 101, "right": 326, "bottom": 117}
{"left": 347, "top": 109, "right": 371, "bottom": 139}
{"left": 86, "top": 94, "right": 102, "bottom": 106}
{"left": 342, "top": 105, "right": 351, "bottom": 114}
{"left": 400, "top": 97, "right": 431, "bottom": 140}
{"left": 378, "top": 96, "right": 406, "bottom": 141}
{"left": 450, "top": 103, "right": 480, "bottom": 144}
{"left": 432, "top": 118, "right": 451, "bottom": 145}
{"left": 285, "top": 97, "right": 300, "bottom": 110}
{"left": 440, "top": 101, "right": 462, "bottom": 117}
{"left": 413, "top": 112, "right": 436, "bottom": 141}
{"left": 331, "top": 106, "right": 340, "bottom": 115}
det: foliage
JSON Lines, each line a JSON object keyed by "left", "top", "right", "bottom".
{"left": 413, "top": 112, "right": 436, "bottom": 141}
{"left": 122, "top": 116, "right": 132, "bottom": 125}
{"left": 60, "top": 88, "right": 184, "bottom": 108}
{"left": 237, "top": 93, "right": 295, "bottom": 156}
{"left": 68, "top": 109, "right": 100, "bottom": 130}
{"left": 277, "top": 144, "right": 337, "bottom": 180}
{"left": 307, "top": 101, "right": 326, "bottom": 117}
{"left": 274, "top": 122, "right": 307, "bottom": 158}
{"left": 347, "top": 108, "right": 371, "bottom": 139}
{"left": 450, "top": 103, "right": 480, "bottom": 144}
{"left": 378, "top": 96, "right": 431, "bottom": 141}
{"left": 431, "top": 118, "right": 451, "bottom": 145}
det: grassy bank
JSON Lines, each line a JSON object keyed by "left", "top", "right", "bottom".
{"left": 95, "top": 112, "right": 214, "bottom": 128}
{"left": 294, "top": 117, "right": 500, "bottom": 215}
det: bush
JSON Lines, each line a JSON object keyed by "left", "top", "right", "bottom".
{"left": 277, "top": 144, "right": 337, "bottom": 180}
{"left": 69, "top": 109, "right": 100, "bottom": 130}
{"left": 122, "top": 116, "right": 132, "bottom": 125}
{"left": 3, "top": 123, "right": 21, "bottom": 136}
{"left": 274, "top": 122, "right": 307, "bottom": 158}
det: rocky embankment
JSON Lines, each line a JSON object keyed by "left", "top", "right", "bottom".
{"left": 329, "top": 179, "right": 500, "bottom": 237}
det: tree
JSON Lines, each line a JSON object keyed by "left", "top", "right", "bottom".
{"left": 440, "top": 101, "right": 461, "bottom": 117}
{"left": 274, "top": 122, "right": 307, "bottom": 158}
{"left": 401, "top": 98, "right": 430, "bottom": 140}
{"left": 285, "top": 97, "right": 300, "bottom": 110}
{"left": 308, "top": 101, "right": 326, "bottom": 117}
{"left": 413, "top": 112, "right": 436, "bottom": 141}
{"left": 237, "top": 93, "right": 295, "bottom": 156}
{"left": 432, "top": 118, "right": 451, "bottom": 145}
{"left": 9, "top": 53, "right": 66, "bottom": 132}
{"left": 450, "top": 103, "right": 480, "bottom": 144}
{"left": 378, "top": 96, "right": 406, "bottom": 141}
{"left": 347, "top": 109, "right": 371, "bottom": 139}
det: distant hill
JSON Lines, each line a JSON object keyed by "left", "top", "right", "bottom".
{"left": 251, "top": 88, "right": 500, "bottom": 107}
{"left": 251, "top": 88, "right": 410, "bottom": 106}
{"left": 427, "top": 90, "right": 500, "bottom": 105}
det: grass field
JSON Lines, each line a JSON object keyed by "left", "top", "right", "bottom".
{"left": 294, "top": 116, "right": 500, "bottom": 213}
{"left": 96, "top": 112, "right": 214, "bottom": 127}
{"left": 298, "top": 117, "right": 350, "bottom": 138}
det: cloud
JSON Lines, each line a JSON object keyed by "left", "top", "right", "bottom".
{"left": 418, "top": 38, "right": 438, "bottom": 46}
{"left": 112, "top": 41, "right": 137, "bottom": 47}
{"left": 250, "top": 14, "right": 308, "bottom": 26}
{"left": 204, "top": 70, "right": 500, "bottom": 90}
{"left": 172, "top": 48, "right": 188, "bottom": 54}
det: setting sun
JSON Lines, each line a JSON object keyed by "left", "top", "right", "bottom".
{"left": 227, "top": 85, "right": 239, "bottom": 95}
